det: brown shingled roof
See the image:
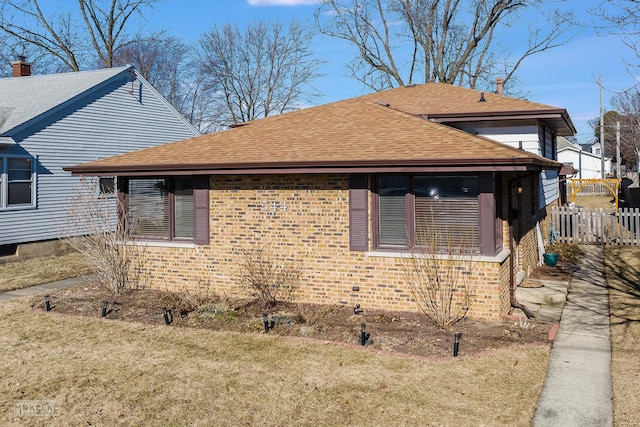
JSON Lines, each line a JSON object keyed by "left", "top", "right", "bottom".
{"left": 67, "top": 85, "right": 565, "bottom": 176}
{"left": 356, "top": 83, "right": 575, "bottom": 135}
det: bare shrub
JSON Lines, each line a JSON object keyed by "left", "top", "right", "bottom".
{"left": 63, "top": 178, "right": 147, "bottom": 295}
{"left": 233, "top": 243, "right": 303, "bottom": 309}
{"left": 403, "top": 220, "right": 476, "bottom": 329}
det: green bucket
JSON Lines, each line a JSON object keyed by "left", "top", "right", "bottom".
{"left": 543, "top": 252, "right": 559, "bottom": 267}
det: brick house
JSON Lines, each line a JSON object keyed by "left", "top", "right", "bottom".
{"left": 66, "top": 83, "right": 575, "bottom": 321}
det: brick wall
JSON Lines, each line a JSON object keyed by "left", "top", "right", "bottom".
{"left": 138, "top": 174, "right": 515, "bottom": 322}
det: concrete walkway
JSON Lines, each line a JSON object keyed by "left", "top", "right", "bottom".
{"left": 0, "top": 275, "right": 94, "bottom": 302}
{"left": 534, "top": 245, "right": 613, "bottom": 426}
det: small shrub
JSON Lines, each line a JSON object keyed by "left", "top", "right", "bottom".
{"left": 63, "top": 178, "right": 147, "bottom": 295}
{"left": 233, "top": 242, "right": 304, "bottom": 309}
{"left": 403, "top": 215, "right": 476, "bottom": 329}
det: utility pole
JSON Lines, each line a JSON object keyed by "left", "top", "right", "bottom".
{"left": 616, "top": 121, "right": 621, "bottom": 180}
{"left": 600, "top": 74, "right": 605, "bottom": 178}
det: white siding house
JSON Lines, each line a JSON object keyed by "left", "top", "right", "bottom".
{"left": 0, "top": 64, "right": 201, "bottom": 249}
{"left": 557, "top": 137, "right": 610, "bottom": 179}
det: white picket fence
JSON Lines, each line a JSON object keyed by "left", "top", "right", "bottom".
{"left": 551, "top": 206, "right": 640, "bottom": 245}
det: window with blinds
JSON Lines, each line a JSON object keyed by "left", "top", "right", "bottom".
{"left": 376, "top": 174, "right": 480, "bottom": 253}
{"left": 414, "top": 176, "right": 479, "bottom": 251}
{"left": 174, "top": 179, "right": 194, "bottom": 239}
{"left": 124, "top": 176, "right": 208, "bottom": 243}
{"left": 128, "top": 178, "right": 170, "bottom": 239}
{"left": 377, "top": 176, "right": 408, "bottom": 247}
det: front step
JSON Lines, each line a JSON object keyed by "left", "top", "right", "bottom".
{"left": 517, "top": 279, "right": 568, "bottom": 305}
{"left": 512, "top": 278, "right": 569, "bottom": 322}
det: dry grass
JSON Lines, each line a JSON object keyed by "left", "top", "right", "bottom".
{"left": 605, "top": 246, "right": 640, "bottom": 426}
{"left": 0, "top": 298, "right": 550, "bottom": 426}
{"left": 572, "top": 195, "right": 616, "bottom": 209}
{"left": 0, "top": 253, "right": 93, "bottom": 293}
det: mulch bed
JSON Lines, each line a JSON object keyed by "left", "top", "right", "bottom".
{"left": 30, "top": 279, "right": 557, "bottom": 359}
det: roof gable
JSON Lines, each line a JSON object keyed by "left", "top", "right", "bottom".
{"left": 0, "top": 66, "right": 133, "bottom": 136}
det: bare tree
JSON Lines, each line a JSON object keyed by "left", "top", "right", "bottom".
{"left": 315, "top": 0, "right": 574, "bottom": 93}
{"left": 197, "top": 19, "right": 324, "bottom": 128}
{"left": 591, "top": 0, "right": 640, "bottom": 65}
{"left": 610, "top": 89, "right": 640, "bottom": 171}
{"left": 0, "top": 0, "right": 159, "bottom": 71}
{"left": 589, "top": 110, "right": 622, "bottom": 158}
{"left": 111, "top": 34, "right": 215, "bottom": 131}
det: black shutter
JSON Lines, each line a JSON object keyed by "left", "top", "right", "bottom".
{"left": 349, "top": 175, "right": 368, "bottom": 251}
{"left": 193, "top": 175, "right": 210, "bottom": 245}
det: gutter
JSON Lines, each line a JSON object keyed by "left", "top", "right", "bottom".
{"left": 64, "top": 157, "right": 558, "bottom": 176}
{"left": 507, "top": 174, "right": 536, "bottom": 319}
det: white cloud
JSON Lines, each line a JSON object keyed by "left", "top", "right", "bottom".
{"left": 247, "top": 0, "right": 318, "bottom": 6}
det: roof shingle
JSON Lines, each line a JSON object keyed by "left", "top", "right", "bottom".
{"left": 68, "top": 92, "right": 561, "bottom": 175}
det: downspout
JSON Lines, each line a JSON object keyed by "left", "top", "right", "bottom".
{"left": 508, "top": 175, "right": 536, "bottom": 318}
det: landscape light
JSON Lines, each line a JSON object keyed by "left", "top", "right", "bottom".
{"left": 454, "top": 332, "right": 462, "bottom": 357}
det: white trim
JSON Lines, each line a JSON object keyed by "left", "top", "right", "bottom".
{"left": 366, "top": 248, "right": 511, "bottom": 263}
{"left": 0, "top": 154, "right": 37, "bottom": 209}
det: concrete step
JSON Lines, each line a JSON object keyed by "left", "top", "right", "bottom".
{"left": 517, "top": 279, "right": 568, "bottom": 306}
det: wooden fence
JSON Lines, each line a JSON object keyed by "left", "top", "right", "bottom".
{"left": 551, "top": 206, "right": 640, "bottom": 245}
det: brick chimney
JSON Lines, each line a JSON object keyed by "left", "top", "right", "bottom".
{"left": 11, "top": 56, "right": 31, "bottom": 77}
{"left": 495, "top": 77, "right": 504, "bottom": 96}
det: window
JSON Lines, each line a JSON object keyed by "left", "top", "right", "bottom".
{"left": 99, "top": 177, "right": 116, "bottom": 195}
{"left": 126, "top": 176, "right": 208, "bottom": 243}
{"left": 0, "top": 156, "right": 35, "bottom": 208}
{"left": 374, "top": 174, "right": 493, "bottom": 255}
{"left": 414, "top": 176, "right": 479, "bottom": 249}
{"left": 378, "top": 176, "right": 408, "bottom": 247}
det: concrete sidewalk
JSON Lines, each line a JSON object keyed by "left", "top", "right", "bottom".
{"left": 534, "top": 245, "right": 613, "bottom": 426}
{"left": 0, "top": 275, "right": 94, "bottom": 302}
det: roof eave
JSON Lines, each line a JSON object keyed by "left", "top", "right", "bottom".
{"left": 64, "top": 157, "right": 559, "bottom": 176}
{"left": 425, "top": 109, "right": 577, "bottom": 135}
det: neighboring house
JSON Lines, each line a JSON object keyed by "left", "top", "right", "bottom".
{"left": 67, "top": 83, "right": 575, "bottom": 321}
{"left": 557, "top": 136, "right": 610, "bottom": 179}
{"left": 0, "top": 59, "right": 201, "bottom": 254}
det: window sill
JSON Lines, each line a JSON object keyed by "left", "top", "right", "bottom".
{"left": 125, "top": 240, "right": 197, "bottom": 249}
{"left": 0, "top": 205, "right": 37, "bottom": 212}
{"left": 366, "top": 248, "right": 511, "bottom": 263}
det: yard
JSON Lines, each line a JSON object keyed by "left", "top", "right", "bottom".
{"left": 0, "top": 253, "right": 552, "bottom": 426}
{"left": 0, "top": 296, "right": 550, "bottom": 426}
{"left": 2, "top": 245, "right": 638, "bottom": 426}
{"left": 605, "top": 246, "right": 640, "bottom": 426}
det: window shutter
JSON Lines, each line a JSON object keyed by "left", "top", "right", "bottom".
{"left": 193, "top": 175, "right": 210, "bottom": 245}
{"left": 349, "top": 175, "right": 368, "bottom": 251}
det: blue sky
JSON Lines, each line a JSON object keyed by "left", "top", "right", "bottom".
{"left": 150, "top": 0, "right": 635, "bottom": 144}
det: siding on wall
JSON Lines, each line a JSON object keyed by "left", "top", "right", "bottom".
{"left": 557, "top": 149, "right": 604, "bottom": 179}
{"left": 540, "top": 169, "right": 559, "bottom": 207}
{"left": 462, "top": 124, "right": 542, "bottom": 156}
{"left": 0, "top": 75, "right": 199, "bottom": 245}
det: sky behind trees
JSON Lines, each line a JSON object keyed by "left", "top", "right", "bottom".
{"left": 4, "top": 0, "right": 635, "bottom": 143}
{"left": 145, "top": 0, "right": 636, "bottom": 143}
